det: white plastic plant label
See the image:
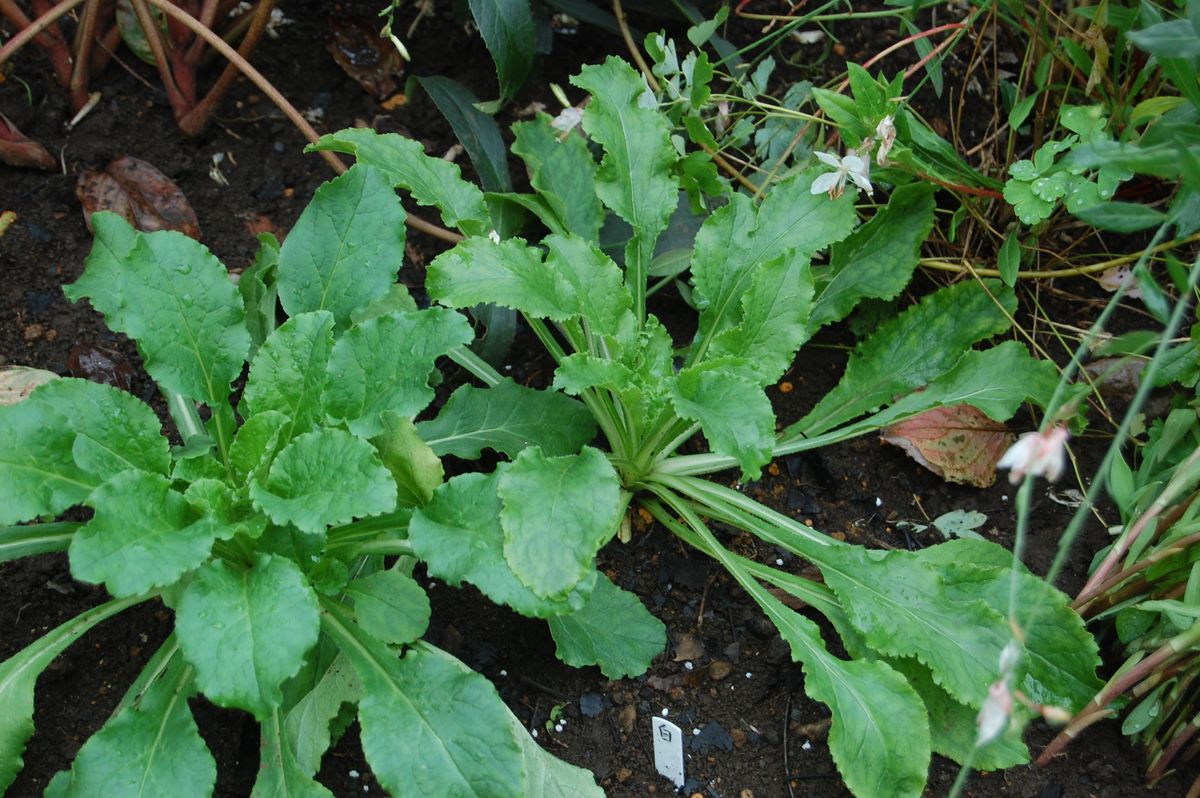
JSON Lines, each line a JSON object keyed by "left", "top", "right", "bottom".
{"left": 651, "top": 716, "right": 684, "bottom": 788}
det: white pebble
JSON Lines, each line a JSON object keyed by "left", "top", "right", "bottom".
{"left": 875, "top": 497, "right": 883, "bottom": 507}
{"left": 775, "top": 558, "right": 784, "bottom": 566}
{"left": 693, "top": 728, "right": 701, "bottom": 735}
{"left": 532, "top": 729, "right": 538, "bottom": 738}
{"left": 684, "top": 661, "right": 694, "bottom": 671}
{"left": 661, "top": 708, "right": 670, "bottom": 717}
{"left": 499, "top": 669, "right": 507, "bottom": 677}
{"left": 554, "top": 723, "right": 563, "bottom": 733}
{"left": 1002, "top": 495, "right": 1009, "bottom": 502}
{"left": 802, "top": 741, "right": 812, "bottom": 751}
{"left": 745, "top": 672, "right": 752, "bottom": 679}
{"left": 348, "top": 770, "right": 360, "bottom": 779}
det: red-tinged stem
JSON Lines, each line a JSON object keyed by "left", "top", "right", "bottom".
{"left": 0, "top": 0, "right": 78, "bottom": 86}
{"left": 69, "top": 0, "right": 101, "bottom": 110}
{"left": 1074, "top": 529, "right": 1200, "bottom": 616}
{"left": 1148, "top": 715, "right": 1200, "bottom": 782}
{"left": 177, "top": 0, "right": 275, "bottom": 135}
{"left": 128, "top": 0, "right": 190, "bottom": 118}
{"left": 917, "top": 171, "right": 1005, "bottom": 199}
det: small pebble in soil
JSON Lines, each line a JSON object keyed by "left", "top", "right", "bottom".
{"left": 775, "top": 558, "right": 784, "bottom": 566}
{"left": 693, "top": 728, "right": 700, "bottom": 735}
{"left": 579, "top": 692, "right": 605, "bottom": 717}
{"left": 531, "top": 729, "right": 538, "bottom": 738}
{"left": 348, "top": 770, "right": 359, "bottom": 779}
{"left": 661, "top": 708, "right": 669, "bottom": 716}
{"left": 554, "top": 724, "right": 563, "bottom": 733}
{"left": 684, "top": 661, "right": 693, "bottom": 670}
{"left": 801, "top": 741, "right": 812, "bottom": 751}
{"left": 745, "top": 672, "right": 752, "bottom": 679}
{"left": 875, "top": 496, "right": 883, "bottom": 507}
{"left": 499, "top": 669, "right": 507, "bottom": 677}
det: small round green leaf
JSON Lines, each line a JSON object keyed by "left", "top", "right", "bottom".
{"left": 346, "top": 570, "right": 431, "bottom": 645}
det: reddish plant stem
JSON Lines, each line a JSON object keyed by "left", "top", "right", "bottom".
{"left": 0, "top": 0, "right": 78, "bottom": 86}
{"left": 1074, "top": 529, "right": 1200, "bottom": 615}
{"left": 128, "top": 0, "right": 190, "bottom": 117}
{"left": 69, "top": 0, "right": 101, "bottom": 110}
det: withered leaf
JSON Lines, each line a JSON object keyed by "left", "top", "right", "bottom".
{"left": 672, "top": 632, "right": 705, "bottom": 662}
{"left": 0, "top": 366, "right": 60, "bottom": 406}
{"left": 881, "top": 404, "right": 1014, "bottom": 488}
{"left": 0, "top": 114, "right": 56, "bottom": 171}
{"left": 327, "top": 16, "right": 405, "bottom": 98}
{"left": 76, "top": 155, "right": 201, "bottom": 239}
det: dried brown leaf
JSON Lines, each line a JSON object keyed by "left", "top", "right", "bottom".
{"left": 672, "top": 633, "right": 705, "bottom": 662}
{"left": 76, "top": 156, "right": 201, "bottom": 239}
{"left": 0, "top": 366, "right": 59, "bottom": 405}
{"left": 0, "top": 114, "right": 56, "bottom": 171}
{"left": 881, "top": 404, "right": 1014, "bottom": 488}
{"left": 327, "top": 17, "right": 405, "bottom": 98}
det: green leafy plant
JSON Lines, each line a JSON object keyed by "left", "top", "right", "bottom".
{"left": 311, "top": 56, "right": 1102, "bottom": 797}
{"left": 0, "top": 155, "right": 674, "bottom": 795}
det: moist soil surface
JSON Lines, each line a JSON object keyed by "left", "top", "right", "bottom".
{"left": 0, "top": 2, "right": 1191, "bottom": 796}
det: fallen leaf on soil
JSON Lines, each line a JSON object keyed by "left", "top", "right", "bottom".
{"left": 68, "top": 342, "right": 134, "bottom": 391}
{"left": 673, "top": 632, "right": 705, "bottom": 662}
{"left": 646, "top": 674, "right": 683, "bottom": 692}
{"left": 76, "top": 156, "right": 201, "bottom": 239}
{"left": 1098, "top": 265, "right": 1142, "bottom": 298}
{"left": 766, "top": 586, "right": 809, "bottom": 611}
{"left": 881, "top": 404, "right": 1014, "bottom": 488}
{"left": 327, "top": 16, "right": 405, "bottom": 98}
{"left": 0, "top": 366, "right": 59, "bottom": 405}
{"left": 0, "top": 114, "right": 56, "bottom": 171}
{"left": 241, "top": 212, "right": 285, "bottom": 240}
{"left": 1083, "top": 356, "right": 1144, "bottom": 403}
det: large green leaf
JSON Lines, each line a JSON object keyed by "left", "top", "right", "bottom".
{"left": 689, "top": 172, "right": 856, "bottom": 359}
{"left": 322, "top": 308, "right": 474, "bottom": 436}
{"left": 792, "top": 280, "right": 1017, "bottom": 437}
{"left": 309, "top": 129, "right": 490, "bottom": 237}
{"left": 249, "top": 429, "right": 397, "bottom": 536}
{"left": 821, "top": 342, "right": 1059, "bottom": 443}
{"left": 176, "top": 554, "right": 320, "bottom": 718}
{"left": 0, "top": 595, "right": 143, "bottom": 793}
{"left": 571, "top": 58, "right": 679, "bottom": 317}
{"left": 417, "top": 379, "right": 597, "bottom": 460}
{"left": 409, "top": 472, "right": 592, "bottom": 617}
{"left": 242, "top": 311, "right": 335, "bottom": 440}
{"left": 498, "top": 446, "right": 622, "bottom": 600}
{"left": 547, "top": 572, "right": 665, "bottom": 678}
{"left": 677, "top": 515, "right": 929, "bottom": 798}
{"left": 346, "top": 569, "right": 431, "bottom": 646}
{"left": 543, "top": 234, "right": 635, "bottom": 343}
{"left": 468, "top": 0, "right": 535, "bottom": 109}
{"left": 59, "top": 655, "right": 215, "bottom": 798}
{"left": 671, "top": 365, "right": 775, "bottom": 480}
{"left": 512, "top": 115, "right": 603, "bottom": 241}
{"left": 64, "top": 213, "right": 249, "bottom": 405}
{"left": 277, "top": 164, "right": 406, "bottom": 331}
{"left": 0, "top": 378, "right": 168, "bottom": 525}
{"left": 922, "top": 539, "right": 1102, "bottom": 710}
{"left": 70, "top": 470, "right": 223, "bottom": 597}
{"left": 321, "top": 611, "right": 525, "bottom": 798}
{"left": 428, "top": 237, "right": 575, "bottom": 320}
{"left": 808, "top": 183, "right": 937, "bottom": 333}
{"left": 509, "top": 713, "right": 603, "bottom": 798}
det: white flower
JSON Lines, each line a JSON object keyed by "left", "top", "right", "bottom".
{"left": 997, "top": 425, "right": 1069, "bottom": 485}
{"left": 875, "top": 115, "right": 896, "bottom": 165}
{"left": 976, "top": 680, "right": 1014, "bottom": 745}
{"left": 810, "top": 151, "right": 873, "bottom": 199}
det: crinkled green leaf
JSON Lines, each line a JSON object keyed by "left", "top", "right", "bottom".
{"left": 498, "top": 446, "right": 622, "bottom": 600}
{"left": 671, "top": 366, "right": 775, "bottom": 480}
{"left": 70, "top": 470, "right": 222, "bottom": 597}
{"left": 417, "top": 378, "right": 597, "bottom": 460}
{"left": 322, "top": 309, "right": 473, "bottom": 436}
{"left": 60, "top": 654, "right": 215, "bottom": 798}
{"left": 428, "top": 237, "right": 575, "bottom": 319}
{"left": 0, "top": 378, "right": 169, "bottom": 524}
{"left": 177, "top": 554, "right": 320, "bottom": 718}
{"left": 242, "top": 311, "right": 335, "bottom": 440}
{"left": 512, "top": 115, "right": 603, "bottom": 241}
{"left": 229, "top": 410, "right": 290, "bottom": 484}
{"left": 346, "top": 569, "right": 430, "bottom": 646}
{"left": 571, "top": 58, "right": 679, "bottom": 312}
{"left": 321, "top": 610, "right": 525, "bottom": 798}
{"left": 547, "top": 572, "right": 665, "bottom": 678}
{"left": 372, "top": 412, "right": 443, "bottom": 507}
{"left": 1004, "top": 179, "right": 1056, "bottom": 225}
{"left": 543, "top": 234, "right": 635, "bottom": 341}
{"left": 250, "top": 429, "right": 397, "bottom": 536}
{"left": 705, "top": 251, "right": 813, "bottom": 384}
{"left": 690, "top": 172, "right": 856, "bottom": 356}
{"left": 64, "top": 213, "right": 249, "bottom": 405}
{"left": 309, "top": 129, "right": 490, "bottom": 237}
{"left": 792, "top": 280, "right": 1017, "bottom": 437}
{"left": 808, "top": 183, "right": 937, "bottom": 333}
{"left": 409, "top": 473, "right": 592, "bottom": 618}
{"left": 277, "top": 165, "right": 406, "bottom": 331}
{"left": 184, "top": 479, "right": 263, "bottom": 541}
{"left": 0, "top": 595, "right": 140, "bottom": 793}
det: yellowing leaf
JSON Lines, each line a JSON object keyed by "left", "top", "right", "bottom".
{"left": 881, "top": 404, "right": 1014, "bottom": 488}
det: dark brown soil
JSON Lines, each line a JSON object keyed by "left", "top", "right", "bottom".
{"left": 0, "top": 2, "right": 1191, "bottom": 797}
